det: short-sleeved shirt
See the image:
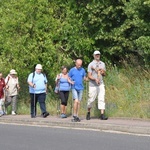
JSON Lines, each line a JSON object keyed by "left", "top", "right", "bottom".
{"left": 69, "top": 67, "right": 86, "bottom": 90}
{"left": 0, "top": 78, "right": 5, "bottom": 99}
{"left": 88, "top": 60, "right": 106, "bottom": 87}
{"left": 27, "top": 72, "right": 47, "bottom": 94}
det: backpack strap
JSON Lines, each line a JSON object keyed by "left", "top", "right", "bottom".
{"left": 32, "top": 72, "right": 35, "bottom": 83}
{"left": 42, "top": 73, "right": 46, "bottom": 84}
{"left": 5, "top": 75, "right": 10, "bottom": 85}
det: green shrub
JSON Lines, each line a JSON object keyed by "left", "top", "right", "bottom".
{"left": 15, "top": 67, "right": 150, "bottom": 119}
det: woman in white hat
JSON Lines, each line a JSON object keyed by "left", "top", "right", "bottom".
{"left": 4, "top": 69, "right": 20, "bottom": 115}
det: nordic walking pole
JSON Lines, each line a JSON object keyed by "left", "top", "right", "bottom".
{"left": 71, "top": 80, "right": 75, "bottom": 117}
{"left": 70, "top": 91, "right": 74, "bottom": 122}
{"left": 85, "top": 77, "right": 88, "bottom": 109}
{"left": 57, "top": 94, "right": 60, "bottom": 116}
{"left": 33, "top": 85, "right": 36, "bottom": 117}
{"left": 56, "top": 95, "right": 59, "bottom": 116}
{"left": 71, "top": 91, "right": 73, "bottom": 117}
{"left": 69, "top": 91, "right": 72, "bottom": 116}
{"left": 34, "top": 92, "right": 35, "bottom": 117}
{"left": 59, "top": 96, "right": 60, "bottom": 115}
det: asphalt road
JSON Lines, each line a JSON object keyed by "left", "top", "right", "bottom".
{"left": 0, "top": 124, "right": 149, "bottom": 150}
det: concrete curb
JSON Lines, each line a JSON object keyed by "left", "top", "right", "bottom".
{"left": 0, "top": 115, "right": 150, "bottom": 136}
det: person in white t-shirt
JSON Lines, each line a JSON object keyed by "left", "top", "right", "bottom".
{"left": 86, "top": 51, "right": 108, "bottom": 120}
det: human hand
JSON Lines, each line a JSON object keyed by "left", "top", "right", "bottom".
{"left": 84, "top": 77, "right": 89, "bottom": 81}
{"left": 95, "top": 78, "right": 100, "bottom": 85}
{"left": 32, "top": 84, "right": 36, "bottom": 88}
{"left": 5, "top": 85, "right": 9, "bottom": 90}
{"left": 17, "top": 85, "right": 20, "bottom": 90}
{"left": 46, "top": 89, "right": 48, "bottom": 94}
{"left": 57, "top": 74, "right": 61, "bottom": 80}
{"left": 71, "top": 81, "right": 75, "bottom": 85}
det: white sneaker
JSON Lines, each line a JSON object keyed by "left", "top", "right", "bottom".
{"left": 12, "top": 111, "right": 16, "bottom": 115}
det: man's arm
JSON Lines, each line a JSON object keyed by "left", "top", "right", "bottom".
{"left": 45, "top": 83, "right": 48, "bottom": 93}
{"left": 27, "top": 74, "right": 35, "bottom": 88}
{"left": 88, "top": 72, "right": 98, "bottom": 83}
{"left": 28, "top": 81, "right": 35, "bottom": 88}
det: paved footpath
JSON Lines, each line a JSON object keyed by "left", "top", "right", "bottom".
{"left": 0, "top": 115, "right": 150, "bottom": 136}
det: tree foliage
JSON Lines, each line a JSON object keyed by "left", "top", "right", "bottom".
{"left": 0, "top": 0, "right": 149, "bottom": 82}
{"left": 81, "top": 0, "right": 150, "bottom": 66}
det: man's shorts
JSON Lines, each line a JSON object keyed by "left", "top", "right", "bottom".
{"left": 72, "top": 89, "right": 83, "bottom": 101}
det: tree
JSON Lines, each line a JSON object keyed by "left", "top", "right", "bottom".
{"left": 80, "top": 0, "right": 150, "bottom": 67}
{"left": 0, "top": 0, "right": 149, "bottom": 83}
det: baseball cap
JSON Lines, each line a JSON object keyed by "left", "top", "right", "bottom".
{"left": 35, "top": 64, "right": 42, "bottom": 69}
{"left": 93, "top": 50, "right": 101, "bottom": 55}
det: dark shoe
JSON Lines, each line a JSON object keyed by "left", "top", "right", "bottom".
{"left": 43, "top": 112, "right": 49, "bottom": 118}
{"left": 86, "top": 112, "right": 90, "bottom": 120}
{"left": 64, "top": 114, "right": 67, "bottom": 118}
{"left": 3, "top": 111, "right": 7, "bottom": 115}
{"left": 100, "top": 114, "right": 108, "bottom": 120}
{"left": 76, "top": 117, "right": 81, "bottom": 122}
{"left": 31, "top": 115, "right": 36, "bottom": 118}
{"left": 71, "top": 116, "right": 78, "bottom": 122}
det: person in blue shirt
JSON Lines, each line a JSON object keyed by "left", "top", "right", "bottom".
{"left": 27, "top": 64, "right": 49, "bottom": 118}
{"left": 55, "top": 66, "right": 73, "bottom": 118}
{"left": 69, "top": 59, "right": 87, "bottom": 122}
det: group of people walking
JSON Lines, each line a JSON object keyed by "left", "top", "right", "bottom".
{"left": 55, "top": 50, "right": 108, "bottom": 122}
{"left": 0, "top": 50, "right": 108, "bottom": 121}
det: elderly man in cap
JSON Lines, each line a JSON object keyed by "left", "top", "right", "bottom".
{"left": 5, "top": 69, "right": 20, "bottom": 115}
{"left": 27, "top": 64, "right": 49, "bottom": 118}
{"left": 86, "top": 51, "right": 108, "bottom": 120}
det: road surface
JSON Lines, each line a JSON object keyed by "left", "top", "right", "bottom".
{"left": 0, "top": 124, "right": 149, "bottom": 150}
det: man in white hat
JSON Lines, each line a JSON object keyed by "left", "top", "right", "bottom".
{"left": 27, "top": 64, "right": 49, "bottom": 118}
{"left": 5, "top": 69, "right": 20, "bottom": 115}
{"left": 86, "top": 50, "right": 108, "bottom": 120}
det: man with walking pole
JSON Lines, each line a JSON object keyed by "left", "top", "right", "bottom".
{"left": 27, "top": 64, "right": 49, "bottom": 118}
{"left": 69, "top": 59, "right": 86, "bottom": 122}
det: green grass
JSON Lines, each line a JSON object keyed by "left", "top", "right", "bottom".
{"left": 15, "top": 67, "right": 150, "bottom": 119}
{"left": 105, "top": 67, "right": 150, "bottom": 119}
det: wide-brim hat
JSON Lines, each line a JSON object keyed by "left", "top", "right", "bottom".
{"left": 10, "top": 69, "right": 17, "bottom": 74}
